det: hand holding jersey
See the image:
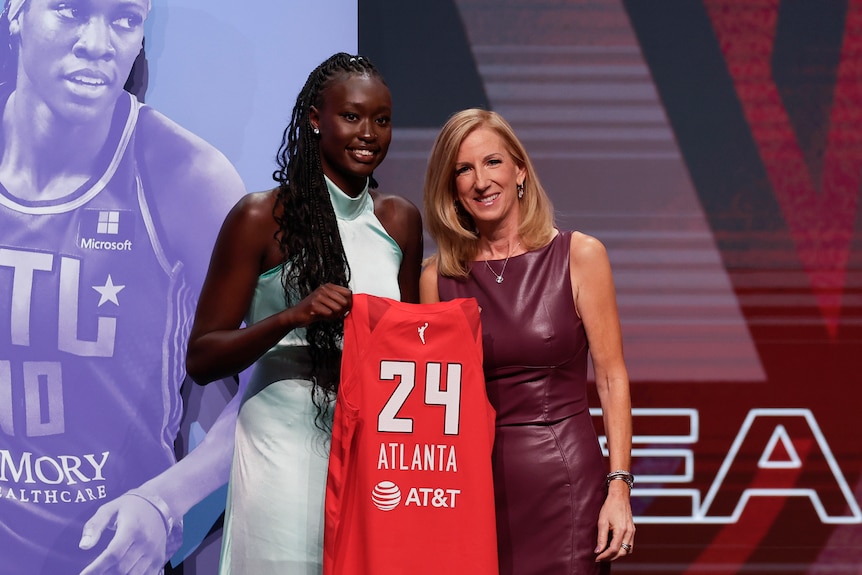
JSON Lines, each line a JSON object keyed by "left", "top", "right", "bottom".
{"left": 324, "top": 294, "right": 498, "bottom": 575}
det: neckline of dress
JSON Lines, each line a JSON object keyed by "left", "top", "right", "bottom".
{"left": 477, "top": 229, "right": 561, "bottom": 262}
{"left": 325, "top": 175, "right": 370, "bottom": 221}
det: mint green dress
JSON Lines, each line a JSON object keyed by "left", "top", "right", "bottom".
{"left": 218, "top": 178, "right": 403, "bottom": 574}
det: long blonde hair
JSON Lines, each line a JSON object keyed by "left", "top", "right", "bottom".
{"left": 423, "top": 108, "right": 556, "bottom": 278}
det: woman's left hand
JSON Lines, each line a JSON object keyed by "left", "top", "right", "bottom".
{"left": 594, "top": 482, "right": 636, "bottom": 562}
{"left": 78, "top": 493, "right": 170, "bottom": 575}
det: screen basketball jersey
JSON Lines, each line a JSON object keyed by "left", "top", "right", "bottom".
{"left": 324, "top": 294, "right": 498, "bottom": 575}
{"left": 0, "top": 91, "right": 189, "bottom": 573}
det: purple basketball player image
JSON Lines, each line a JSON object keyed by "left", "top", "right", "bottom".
{"left": 0, "top": 0, "right": 246, "bottom": 573}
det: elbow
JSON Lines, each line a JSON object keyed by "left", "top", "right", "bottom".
{"left": 185, "top": 363, "right": 209, "bottom": 386}
{"left": 185, "top": 346, "right": 215, "bottom": 386}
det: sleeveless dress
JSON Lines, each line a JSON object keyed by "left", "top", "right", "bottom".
{"left": 437, "top": 231, "right": 610, "bottom": 575}
{"left": 218, "top": 177, "right": 402, "bottom": 575}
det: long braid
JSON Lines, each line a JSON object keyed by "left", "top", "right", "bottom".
{"left": 272, "top": 52, "right": 385, "bottom": 427}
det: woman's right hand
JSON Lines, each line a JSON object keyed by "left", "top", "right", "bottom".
{"left": 287, "top": 283, "right": 353, "bottom": 327}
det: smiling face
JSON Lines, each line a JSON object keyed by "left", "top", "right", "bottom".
{"left": 13, "top": 0, "right": 147, "bottom": 123}
{"left": 310, "top": 72, "right": 392, "bottom": 197}
{"left": 453, "top": 126, "right": 526, "bottom": 235}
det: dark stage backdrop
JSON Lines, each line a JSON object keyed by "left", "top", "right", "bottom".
{"left": 361, "top": 0, "right": 862, "bottom": 574}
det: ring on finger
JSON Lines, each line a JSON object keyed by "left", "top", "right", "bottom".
{"left": 621, "top": 543, "right": 632, "bottom": 554}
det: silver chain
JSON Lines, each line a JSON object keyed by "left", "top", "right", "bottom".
{"left": 484, "top": 242, "right": 520, "bottom": 283}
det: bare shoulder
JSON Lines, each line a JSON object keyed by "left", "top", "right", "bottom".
{"left": 208, "top": 189, "right": 282, "bottom": 274}
{"left": 371, "top": 190, "right": 422, "bottom": 223}
{"left": 568, "top": 231, "right": 613, "bottom": 296}
{"left": 369, "top": 190, "right": 423, "bottom": 266}
{"left": 136, "top": 106, "right": 244, "bottom": 191}
{"left": 226, "top": 189, "right": 278, "bottom": 232}
{"left": 569, "top": 231, "right": 609, "bottom": 264}
{"left": 136, "top": 106, "right": 219, "bottom": 160}
{"left": 134, "top": 107, "right": 247, "bottom": 287}
{"left": 135, "top": 105, "right": 246, "bottom": 238}
{"left": 234, "top": 188, "right": 277, "bottom": 215}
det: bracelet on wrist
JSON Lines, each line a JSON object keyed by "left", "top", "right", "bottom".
{"left": 606, "top": 470, "right": 635, "bottom": 490}
{"left": 125, "top": 489, "right": 176, "bottom": 536}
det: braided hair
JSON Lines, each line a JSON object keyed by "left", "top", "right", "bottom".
{"left": 272, "top": 52, "right": 386, "bottom": 425}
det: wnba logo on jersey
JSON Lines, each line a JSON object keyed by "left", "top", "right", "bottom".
{"left": 77, "top": 209, "right": 135, "bottom": 251}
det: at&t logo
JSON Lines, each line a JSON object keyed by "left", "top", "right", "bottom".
{"left": 371, "top": 480, "right": 462, "bottom": 511}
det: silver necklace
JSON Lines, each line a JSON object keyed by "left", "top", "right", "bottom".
{"left": 484, "top": 242, "right": 520, "bottom": 284}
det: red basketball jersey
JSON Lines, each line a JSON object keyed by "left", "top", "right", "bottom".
{"left": 324, "top": 294, "right": 498, "bottom": 575}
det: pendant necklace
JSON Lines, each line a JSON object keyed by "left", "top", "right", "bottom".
{"left": 484, "top": 241, "right": 520, "bottom": 284}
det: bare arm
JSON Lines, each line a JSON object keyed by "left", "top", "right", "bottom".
{"left": 139, "top": 107, "right": 245, "bottom": 295}
{"left": 127, "top": 389, "right": 239, "bottom": 516}
{"left": 185, "top": 191, "right": 352, "bottom": 384}
{"left": 569, "top": 232, "right": 635, "bottom": 561}
{"left": 419, "top": 258, "right": 441, "bottom": 303}
{"left": 372, "top": 192, "right": 423, "bottom": 303}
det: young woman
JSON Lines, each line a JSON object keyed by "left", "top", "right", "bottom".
{"left": 0, "top": 1, "right": 246, "bottom": 573}
{"left": 185, "top": 52, "right": 423, "bottom": 574}
{"left": 421, "top": 109, "right": 635, "bottom": 574}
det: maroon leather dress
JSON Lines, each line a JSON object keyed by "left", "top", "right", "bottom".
{"left": 438, "top": 231, "right": 610, "bottom": 575}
